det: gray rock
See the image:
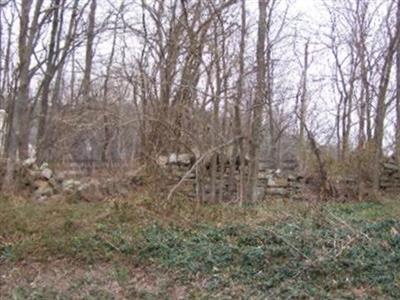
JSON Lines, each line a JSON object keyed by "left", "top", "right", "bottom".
{"left": 54, "top": 173, "right": 65, "bottom": 184}
{"left": 166, "top": 153, "right": 194, "bottom": 166}
{"left": 41, "top": 168, "right": 53, "bottom": 180}
{"left": 28, "top": 170, "right": 41, "bottom": 180}
{"left": 168, "top": 153, "right": 178, "bottom": 164}
{"left": 40, "top": 162, "right": 49, "bottom": 170}
{"left": 177, "top": 153, "right": 193, "bottom": 165}
{"left": 289, "top": 182, "right": 303, "bottom": 189}
{"left": 22, "top": 158, "right": 36, "bottom": 168}
{"left": 35, "top": 195, "right": 48, "bottom": 203}
{"left": 62, "top": 179, "right": 81, "bottom": 193}
{"left": 266, "top": 175, "right": 276, "bottom": 186}
{"left": 258, "top": 172, "right": 271, "bottom": 180}
{"left": 33, "top": 179, "right": 54, "bottom": 200}
{"left": 157, "top": 155, "right": 168, "bottom": 166}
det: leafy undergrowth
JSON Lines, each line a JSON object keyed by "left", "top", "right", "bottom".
{"left": 0, "top": 195, "right": 400, "bottom": 299}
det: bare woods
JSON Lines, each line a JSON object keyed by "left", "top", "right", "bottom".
{"left": 1, "top": 0, "right": 400, "bottom": 202}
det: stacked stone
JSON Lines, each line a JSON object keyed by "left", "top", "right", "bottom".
{"left": 257, "top": 168, "right": 303, "bottom": 200}
{"left": 158, "top": 153, "right": 304, "bottom": 201}
{"left": 380, "top": 159, "right": 400, "bottom": 192}
{"left": 17, "top": 158, "right": 140, "bottom": 202}
{"left": 18, "top": 159, "right": 63, "bottom": 202}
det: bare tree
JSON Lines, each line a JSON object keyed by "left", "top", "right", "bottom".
{"left": 247, "top": 0, "right": 268, "bottom": 203}
{"left": 297, "top": 39, "right": 310, "bottom": 171}
{"left": 3, "top": 0, "right": 45, "bottom": 187}
{"left": 231, "top": 0, "right": 247, "bottom": 204}
{"left": 396, "top": 0, "right": 400, "bottom": 163}
{"left": 372, "top": 0, "right": 400, "bottom": 191}
{"left": 81, "top": 0, "right": 97, "bottom": 102}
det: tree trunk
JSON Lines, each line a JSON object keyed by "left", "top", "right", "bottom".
{"left": 81, "top": 0, "right": 96, "bottom": 102}
{"left": 372, "top": 9, "right": 400, "bottom": 191}
{"left": 247, "top": 0, "right": 267, "bottom": 203}
{"left": 4, "top": 0, "right": 43, "bottom": 187}
{"left": 299, "top": 40, "right": 309, "bottom": 171}
{"left": 37, "top": 0, "right": 61, "bottom": 163}
{"left": 101, "top": 8, "right": 118, "bottom": 162}
{"left": 396, "top": 0, "right": 400, "bottom": 164}
{"left": 230, "top": 0, "right": 246, "bottom": 204}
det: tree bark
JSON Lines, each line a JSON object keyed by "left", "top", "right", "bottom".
{"left": 37, "top": 0, "right": 61, "bottom": 163}
{"left": 247, "top": 0, "right": 268, "bottom": 203}
{"left": 230, "top": 0, "right": 246, "bottom": 204}
{"left": 3, "top": 0, "right": 43, "bottom": 187}
{"left": 372, "top": 4, "right": 400, "bottom": 191}
{"left": 299, "top": 40, "right": 309, "bottom": 171}
{"left": 396, "top": 0, "right": 400, "bottom": 163}
{"left": 81, "top": 0, "right": 96, "bottom": 102}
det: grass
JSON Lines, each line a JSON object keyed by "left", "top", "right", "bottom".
{"left": 0, "top": 195, "right": 400, "bottom": 299}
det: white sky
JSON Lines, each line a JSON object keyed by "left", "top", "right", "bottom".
{"left": 247, "top": 0, "right": 322, "bottom": 19}
{"left": 5, "top": 0, "right": 390, "bottom": 146}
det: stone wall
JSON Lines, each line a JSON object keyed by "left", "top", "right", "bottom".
{"left": 380, "top": 159, "right": 400, "bottom": 192}
{"left": 17, "top": 158, "right": 142, "bottom": 202}
{"left": 158, "top": 153, "right": 303, "bottom": 201}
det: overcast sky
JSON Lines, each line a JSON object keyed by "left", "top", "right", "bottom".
{"left": 247, "top": 0, "right": 323, "bottom": 19}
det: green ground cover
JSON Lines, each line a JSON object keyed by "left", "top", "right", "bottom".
{"left": 1, "top": 196, "right": 399, "bottom": 299}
